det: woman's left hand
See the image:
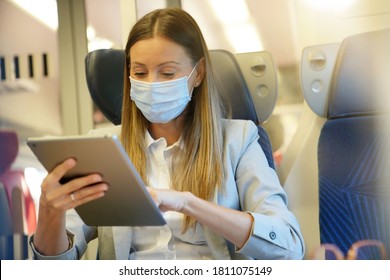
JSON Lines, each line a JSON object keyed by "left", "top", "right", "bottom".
{"left": 147, "top": 186, "right": 254, "bottom": 248}
{"left": 146, "top": 187, "right": 192, "bottom": 213}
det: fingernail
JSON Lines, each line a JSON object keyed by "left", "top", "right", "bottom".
{"left": 94, "top": 174, "right": 103, "bottom": 181}
{"left": 66, "top": 158, "right": 76, "bottom": 165}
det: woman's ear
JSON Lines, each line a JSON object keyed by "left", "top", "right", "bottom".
{"left": 194, "top": 57, "right": 206, "bottom": 87}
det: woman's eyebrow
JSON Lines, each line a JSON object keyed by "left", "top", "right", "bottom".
{"left": 157, "top": 61, "right": 180, "bottom": 67}
{"left": 130, "top": 61, "right": 146, "bottom": 66}
{"left": 130, "top": 61, "right": 181, "bottom": 67}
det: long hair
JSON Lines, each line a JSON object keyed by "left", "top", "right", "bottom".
{"left": 121, "top": 8, "right": 225, "bottom": 232}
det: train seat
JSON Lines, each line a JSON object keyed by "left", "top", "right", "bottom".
{"left": 0, "top": 130, "right": 36, "bottom": 259}
{"left": 301, "top": 28, "right": 390, "bottom": 259}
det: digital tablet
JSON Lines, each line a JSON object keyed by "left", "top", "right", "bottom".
{"left": 27, "top": 134, "right": 166, "bottom": 227}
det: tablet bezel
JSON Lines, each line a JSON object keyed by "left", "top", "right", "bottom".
{"left": 27, "top": 134, "right": 166, "bottom": 227}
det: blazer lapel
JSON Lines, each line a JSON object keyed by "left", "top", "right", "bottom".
{"left": 202, "top": 190, "right": 231, "bottom": 260}
{"left": 112, "top": 227, "right": 133, "bottom": 260}
{"left": 202, "top": 225, "right": 231, "bottom": 259}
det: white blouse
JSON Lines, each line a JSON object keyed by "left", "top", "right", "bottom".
{"left": 129, "top": 132, "right": 214, "bottom": 260}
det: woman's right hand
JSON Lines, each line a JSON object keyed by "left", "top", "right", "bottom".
{"left": 39, "top": 157, "right": 108, "bottom": 213}
{"left": 33, "top": 157, "right": 108, "bottom": 256}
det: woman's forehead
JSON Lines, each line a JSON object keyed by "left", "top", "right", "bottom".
{"left": 130, "top": 36, "right": 191, "bottom": 66}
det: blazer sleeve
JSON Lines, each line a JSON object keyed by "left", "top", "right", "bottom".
{"left": 28, "top": 210, "right": 96, "bottom": 260}
{"left": 224, "top": 120, "right": 305, "bottom": 259}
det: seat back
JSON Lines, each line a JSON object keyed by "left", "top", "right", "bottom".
{"left": 301, "top": 29, "right": 390, "bottom": 259}
{"left": 0, "top": 130, "right": 36, "bottom": 259}
{"left": 85, "top": 49, "right": 277, "bottom": 169}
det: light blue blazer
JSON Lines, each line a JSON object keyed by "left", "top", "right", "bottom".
{"left": 30, "top": 119, "right": 304, "bottom": 260}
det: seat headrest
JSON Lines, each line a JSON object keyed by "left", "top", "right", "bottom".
{"left": 85, "top": 49, "right": 277, "bottom": 125}
{"left": 85, "top": 49, "right": 125, "bottom": 125}
{"left": 0, "top": 131, "right": 18, "bottom": 176}
{"left": 210, "top": 50, "right": 277, "bottom": 123}
{"left": 301, "top": 28, "right": 390, "bottom": 118}
{"left": 329, "top": 28, "right": 390, "bottom": 118}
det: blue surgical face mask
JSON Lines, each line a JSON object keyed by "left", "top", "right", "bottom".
{"left": 129, "top": 64, "right": 197, "bottom": 124}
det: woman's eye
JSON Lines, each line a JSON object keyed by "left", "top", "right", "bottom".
{"left": 134, "top": 72, "right": 147, "bottom": 77}
{"left": 161, "top": 73, "right": 175, "bottom": 78}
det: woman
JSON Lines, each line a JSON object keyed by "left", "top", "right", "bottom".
{"left": 30, "top": 8, "right": 304, "bottom": 260}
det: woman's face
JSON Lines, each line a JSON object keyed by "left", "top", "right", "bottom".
{"left": 129, "top": 36, "right": 198, "bottom": 87}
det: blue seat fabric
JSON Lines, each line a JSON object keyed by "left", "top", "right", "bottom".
{"left": 318, "top": 116, "right": 390, "bottom": 259}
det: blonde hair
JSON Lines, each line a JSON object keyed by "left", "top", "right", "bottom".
{"left": 121, "top": 8, "right": 226, "bottom": 231}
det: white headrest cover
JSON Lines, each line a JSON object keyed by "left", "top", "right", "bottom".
{"left": 301, "top": 43, "right": 340, "bottom": 117}
{"left": 329, "top": 28, "right": 390, "bottom": 118}
{"left": 236, "top": 51, "right": 278, "bottom": 123}
{"left": 301, "top": 28, "right": 390, "bottom": 118}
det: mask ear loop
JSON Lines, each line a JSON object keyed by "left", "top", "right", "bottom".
{"left": 187, "top": 62, "right": 199, "bottom": 81}
{"left": 187, "top": 62, "right": 199, "bottom": 98}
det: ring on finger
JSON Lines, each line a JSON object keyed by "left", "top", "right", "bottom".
{"left": 70, "top": 192, "right": 76, "bottom": 202}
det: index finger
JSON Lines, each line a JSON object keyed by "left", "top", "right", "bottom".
{"left": 46, "top": 157, "right": 77, "bottom": 185}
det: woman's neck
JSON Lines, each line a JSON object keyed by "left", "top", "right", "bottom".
{"left": 148, "top": 116, "right": 185, "bottom": 146}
